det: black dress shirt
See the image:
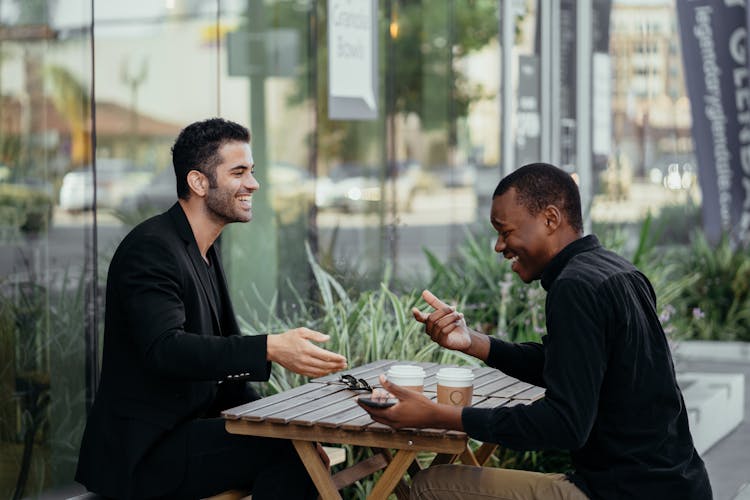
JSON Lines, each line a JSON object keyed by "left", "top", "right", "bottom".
{"left": 462, "top": 235, "right": 712, "bottom": 499}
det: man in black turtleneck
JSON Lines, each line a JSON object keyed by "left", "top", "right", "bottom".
{"left": 360, "top": 163, "right": 711, "bottom": 500}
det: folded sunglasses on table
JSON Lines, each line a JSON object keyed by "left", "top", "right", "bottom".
{"left": 339, "top": 374, "right": 373, "bottom": 392}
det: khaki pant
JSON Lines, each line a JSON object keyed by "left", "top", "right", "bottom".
{"left": 410, "top": 465, "right": 589, "bottom": 500}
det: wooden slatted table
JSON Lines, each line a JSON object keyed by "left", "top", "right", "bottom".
{"left": 222, "top": 360, "right": 544, "bottom": 500}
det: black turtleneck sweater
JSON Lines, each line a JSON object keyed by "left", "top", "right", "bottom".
{"left": 462, "top": 235, "right": 712, "bottom": 500}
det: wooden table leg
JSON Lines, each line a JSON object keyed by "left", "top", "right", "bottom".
{"left": 367, "top": 450, "right": 418, "bottom": 500}
{"left": 474, "top": 443, "right": 498, "bottom": 465}
{"left": 434, "top": 443, "right": 496, "bottom": 468}
{"left": 292, "top": 440, "right": 341, "bottom": 500}
{"left": 407, "top": 457, "right": 423, "bottom": 481}
{"left": 459, "top": 446, "right": 481, "bottom": 466}
{"left": 374, "top": 448, "right": 412, "bottom": 500}
{"left": 429, "top": 452, "right": 460, "bottom": 467}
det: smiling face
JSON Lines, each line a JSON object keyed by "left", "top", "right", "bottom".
{"left": 202, "top": 141, "right": 258, "bottom": 224}
{"left": 490, "top": 188, "right": 556, "bottom": 283}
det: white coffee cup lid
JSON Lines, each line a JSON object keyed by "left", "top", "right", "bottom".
{"left": 387, "top": 365, "right": 426, "bottom": 377}
{"left": 437, "top": 367, "right": 474, "bottom": 385}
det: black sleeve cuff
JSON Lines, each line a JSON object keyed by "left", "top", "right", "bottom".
{"left": 249, "top": 334, "right": 272, "bottom": 381}
{"left": 461, "top": 406, "right": 499, "bottom": 444}
{"left": 225, "top": 333, "right": 271, "bottom": 382}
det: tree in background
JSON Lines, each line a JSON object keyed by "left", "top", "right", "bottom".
{"left": 45, "top": 66, "right": 91, "bottom": 167}
{"left": 259, "top": 0, "right": 498, "bottom": 163}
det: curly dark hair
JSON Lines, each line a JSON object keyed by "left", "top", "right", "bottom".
{"left": 171, "top": 118, "right": 251, "bottom": 199}
{"left": 492, "top": 162, "right": 583, "bottom": 233}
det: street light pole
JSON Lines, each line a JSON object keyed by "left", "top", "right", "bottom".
{"left": 576, "top": 0, "right": 593, "bottom": 233}
{"left": 386, "top": 0, "right": 398, "bottom": 274}
{"left": 500, "top": 0, "right": 514, "bottom": 177}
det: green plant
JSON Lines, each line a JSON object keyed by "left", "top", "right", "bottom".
{"left": 273, "top": 0, "right": 501, "bottom": 160}
{"left": 0, "top": 280, "right": 51, "bottom": 499}
{"left": 491, "top": 446, "right": 572, "bottom": 473}
{"left": 0, "top": 301, "right": 15, "bottom": 444}
{"left": 648, "top": 202, "right": 702, "bottom": 247}
{"left": 237, "top": 244, "right": 477, "bottom": 396}
{"left": 0, "top": 269, "right": 91, "bottom": 499}
{"left": 235, "top": 245, "right": 477, "bottom": 498}
{"left": 655, "top": 233, "right": 750, "bottom": 341}
{"left": 0, "top": 184, "right": 53, "bottom": 234}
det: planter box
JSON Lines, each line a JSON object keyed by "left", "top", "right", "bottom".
{"left": 672, "top": 340, "right": 748, "bottom": 455}
{"left": 677, "top": 372, "right": 745, "bottom": 455}
{"left": 674, "top": 340, "right": 750, "bottom": 364}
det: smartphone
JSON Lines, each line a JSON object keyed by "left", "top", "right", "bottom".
{"left": 358, "top": 397, "right": 398, "bottom": 409}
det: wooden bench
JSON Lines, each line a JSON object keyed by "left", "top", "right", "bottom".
{"left": 67, "top": 446, "right": 346, "bottom": 500}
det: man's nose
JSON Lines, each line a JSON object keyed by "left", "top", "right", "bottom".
{"left": 245, "top": 173, "right": 260, "bottom": 190}
{"left": 494, "top": 236, "right": 505, "bottom": 253}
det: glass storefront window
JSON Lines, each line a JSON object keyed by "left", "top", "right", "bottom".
{"left": 0, "top": 1, "right": 93, "bottom": 497}
{"left": 0, "top": 1, "right": 698, "bottom": 497}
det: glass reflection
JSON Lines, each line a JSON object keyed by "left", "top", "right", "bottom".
{"left": 0, "top": 0, "right": 697, "bottom": 497}
{"left": 0, "top": 1, "right": 92, "bottom": 497}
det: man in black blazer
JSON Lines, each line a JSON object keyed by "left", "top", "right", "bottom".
{"left": 75, "top": 118, "right": 348, "bottom": 499}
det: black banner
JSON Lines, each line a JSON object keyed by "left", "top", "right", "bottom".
{"left": 677, "top": 0, "right": 750, "bottom": 244}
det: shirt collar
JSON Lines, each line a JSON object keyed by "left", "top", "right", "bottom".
{"left": 540, "top": 234, "right": 601, "bottom": 291}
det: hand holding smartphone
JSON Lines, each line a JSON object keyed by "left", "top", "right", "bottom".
{"left": 358, "top": 397, "right": 398, "bottom": 409}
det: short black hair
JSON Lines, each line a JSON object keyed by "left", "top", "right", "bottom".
{"left": 492, "top": 162, "right": 583, "bottom": 233}
{"left": 171, "top": 118, "right": 251, "bottom": 199}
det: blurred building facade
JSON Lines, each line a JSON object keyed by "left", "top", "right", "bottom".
{"left": 610, "top": 0, "right": 693, "bottom": 177}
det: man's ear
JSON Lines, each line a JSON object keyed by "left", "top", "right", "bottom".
{"left": 187, "top": 170, "right": 207, "bottom": 197}
{"left": 543, "top": 205, "right": 562, "bottom": 232}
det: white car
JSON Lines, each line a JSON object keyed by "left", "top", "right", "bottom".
{"left": 59, "top": 158, "right": 152, "bottom": 212}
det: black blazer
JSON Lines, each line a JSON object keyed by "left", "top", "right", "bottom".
{"left": 75, "top": 203, "right": 270, "bottom": 499}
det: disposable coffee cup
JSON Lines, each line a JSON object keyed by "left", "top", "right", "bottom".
{"left": 437, "top": 367, "right": 474, "bottom": 406}
{"left": 386, "top": 365, "right": 426, "bottom": 393}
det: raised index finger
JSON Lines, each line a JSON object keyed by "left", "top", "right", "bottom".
{"left": 421, "top": 289, "right": 453, "bottom": 312}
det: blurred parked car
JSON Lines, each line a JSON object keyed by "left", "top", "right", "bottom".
{"left": 315, "top": 161, "right": 420, "bottom": 213}
{"left": 59, "top": 158, "right": 152, "bottom": 212}
{"left": 117, "top": 167, "right": 175, "bottom": 214}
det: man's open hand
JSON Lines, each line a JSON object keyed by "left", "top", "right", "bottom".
{"left": 267, "top": 328, "right": 347, "bottom": 377}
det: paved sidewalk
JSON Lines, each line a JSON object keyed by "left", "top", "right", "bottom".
{"left": 682, "top": 358, "right": 750, "bottom": 500}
